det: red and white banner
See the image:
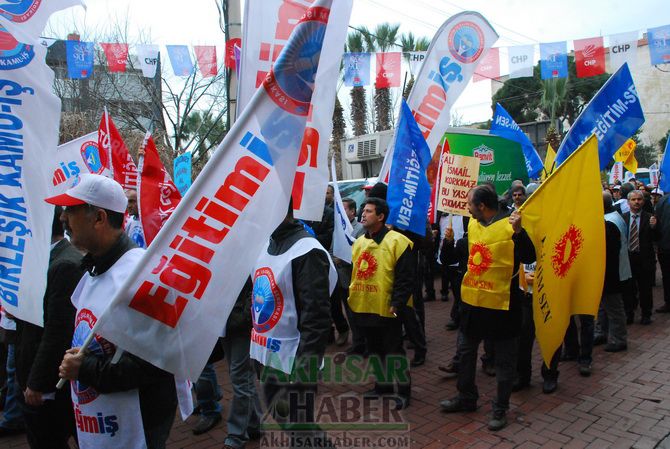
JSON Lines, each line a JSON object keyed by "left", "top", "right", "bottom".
{"left": 50, "top": 132, "right": 110, "bottom": 195}
{"left": 100, "top": 43, "right": 129, "bottom": 73}
{"left": 375, "top": 52, "right": 401, "bottom": 88}
{"left": 93, "top": 0, "right": 352, "bottom": 381}
{"left": 0, "top": 28, "right": 62, "bottom": 327}
{"left": 225, "top": 38, "right": 241, "bottom": 69}
{"left": 99, "top": 110, "right": 139, "bottom": 190}
{"left": 378, "top": 11, "right": 499, "bottom": 183}
{"left": 194, "top": 45, "right": 217, "bottom": 77}
{"left": 574, "top": 37, "right": 605, "bottom": 78}
{"left": 137, "top": 134, "right": 182, "bottom": 246}
{"left": 237, "top": 0, "right": 351, "bottom": 221}
{"left": 0, "top": 0, "right": 84, "bottom": 44}
{"left": 609, "top": 161, "right": 624, "bottom": 184}
{"left": 473, "top": 47, "right": 500, "bottom": 82}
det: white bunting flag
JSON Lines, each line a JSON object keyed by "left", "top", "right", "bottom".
{"left": 649, "top": 162, "right": 659, "bottom": 186}
{"left": 408, "top": 51, "right": 427, "bottom": 75}
{"left": 93, "top": 0, "right": 352, "bottom": 381}
{"left": 608, "top": 31, "right": 638, "bottom": 72}
{"left": 508, "top": 44, "right": 535, "bottom": 79}
{"left": 609, "top": 161, "right": 624, "bottom": 184}
{"left": 50, "top": 132, "right": 111, "bottom": 195}
{"left": 331, "top": 158, "right": 355, "bottom": 263}
{"left": 136, "top": 44, "right": 160, "bottom": 78}
{"left": 237, "top": 0, "right": 352, "bottom": 221}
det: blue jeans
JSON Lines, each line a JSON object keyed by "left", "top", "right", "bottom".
{"left": 1, "top": 344, "right": 23, "bottom": 429}
{"left": 221, "top": 335, "right": 262, "bottom": 448}
{"left": 194, "top": 363, "right": 222, "bottom": 418}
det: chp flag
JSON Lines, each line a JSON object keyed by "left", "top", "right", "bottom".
{"left": 378, "top": 11, "right": 498, "bottom": 182}
{"left": 91, "top": 0, "right": 352, "bottom": 381}
{"left": 137, "top": 134, "right": 182, "bottom": 246}
{"left": 237, "top": 0, "right": 352, "bottom": 221}
{"left": 331, "top": 158, "right": 355, "bottom": 263}
{"left": 0, "top": 22, "right": 64, "bottom": 326}
{"left": 519, "top": 135, "right": 605, "bottom": 365}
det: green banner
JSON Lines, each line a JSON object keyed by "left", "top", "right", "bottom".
{"left": 444, "top": 131, "right": 528, "bottom": 195}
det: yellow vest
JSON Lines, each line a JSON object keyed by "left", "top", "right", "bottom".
{"left": 461, "top": 217, "right": 515, "bottom": 311}
{"left": 348, "top": 230, "right": 413, "bottom": 318}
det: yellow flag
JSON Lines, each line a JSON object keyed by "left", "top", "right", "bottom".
{"left": 614, "top": 138, "right": 638, "bottom": 174}
{"left": 541, "top": 144, "right": 556, "bottom": 181}
{"left": 519, "top": 135, "right": 605, "bottom": 365}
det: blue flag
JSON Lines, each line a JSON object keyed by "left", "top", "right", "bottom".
{"left": 66, "top": 40, "right": 94, "bottom": 79}
{"left": 540, "top": 41, "right": 568, "bottom": 79}
{"left": 648, "top": 25, "right": 670, "bottom": 66}
{"left": 343, "top": 52, "right": 370, "bottom": 87}
{"left": 555, "top": 63, "right": 645, "bottom": 170}
{"left": 490, "top": 103, "right": 544, "bottom": 178}
{"left": 166, "top": 45, "right": 194, "bottom": 76}
{"left": 387, "top": 99, "right": 432, "bottom": 236}
{"left": 659, "top": 138, "right": 670, "bottom": 192}
{"left": 173, "top": 152, "right": 192, "bottom": 195}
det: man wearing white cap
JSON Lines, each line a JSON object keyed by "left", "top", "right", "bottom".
{"left": 46, "top": 174, "right": 177, "bottom": 449}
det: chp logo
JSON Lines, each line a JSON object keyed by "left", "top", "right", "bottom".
{"left": 252, "top": 267, "right": 284, "bottom": 333}
{"left": 0, "top": 0, "right": 41, "bottom": 23}
{"left": 467, "top": 242, "right": 493, "bottom": 276}
{"left": 551, "top": 225, "right": 583, "bottom": 278}
{"left": 448, "top": 21, "right": 485, "bottom": 63}
{"left": 473, "top": 144, "right": 494, "bottom": 166}
{"left": 0, "top": 24, "right": 33, "bottom": 69}
{"left": 263, "top": 6, "right": 328, "bottom": 116}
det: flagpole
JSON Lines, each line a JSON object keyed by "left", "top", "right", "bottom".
{"left": 104, "top": 106, "right": 113, "bottom": 178}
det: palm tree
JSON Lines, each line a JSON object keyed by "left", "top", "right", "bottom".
{"left": 370, "top": 23, "right": 400, "bottom": 132}
{"left": 400, "top": 32, "right": 430, "bottom": 99}
{"left": 539, "top": 77, "right": 569, "bottom": 130}
{"left": 346, "top": 30, "right": 369, "bottom": 136}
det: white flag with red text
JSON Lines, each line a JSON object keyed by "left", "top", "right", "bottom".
{"left": 137, "top": 134, "right": 182, "bottom": 246}
{"left": 93, "top": 0, "right": 352, "bottom": 381}
{"left": 237, "top": 0, "right": 351, "bottom": 221}
{"left": 378, "top": 12, "right": 498, "bottom": 182}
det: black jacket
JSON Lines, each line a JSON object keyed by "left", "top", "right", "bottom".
{"left": 604, "top": 220, "right": 622, "bottom": 294}
{"left": 15, "top": 239, "right": 84, "bottom": 395}
{"left": 655, "top": 194, "right": 670, "bottom": 253}
{"left": 77, "top": 233, "right": 177, "bottom": 434}
{"left": 623, "top": 210, "right": 656, "bottom": 268}
{"left": 459, "top": 210, "right": 536, "bottom": 340}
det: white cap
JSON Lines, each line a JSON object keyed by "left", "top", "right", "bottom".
{"left": 652, "top": 188, "right": 664, "bottom": 196}
{"left": 45, "top": 174, "right": 128, "bottom": 213}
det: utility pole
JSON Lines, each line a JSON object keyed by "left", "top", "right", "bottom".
{"left": 219, "top": 0, "right": 242, "bottom": 129}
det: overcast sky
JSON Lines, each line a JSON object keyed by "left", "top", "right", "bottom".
{"left": 48, "top": 0, "right": 670, "bottom": 124}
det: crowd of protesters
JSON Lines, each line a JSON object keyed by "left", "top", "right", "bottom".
{"left": 0, "top": 172, "right": 668, "bottom": 448}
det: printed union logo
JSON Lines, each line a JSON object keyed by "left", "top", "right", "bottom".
{"left": 80, "top": 141, "right": 105, "bottom": 174}
{"left": 72, "top": 309, "right": 115, "bottom": 404}
{"left": 473, "top": 145, "right": 494, "bottom": 165}
{"left": 551, "top": 225, "right": 584, "bottom": 278}
{"left": 0, "top": 25, "right": 34, "bottom": 69}
{"left": 263, "top": 7, "right": 328, "bottom": 116}
{"left": 448, "top": 21, "right": 485, "bottom": 63}
{"left": 0, "top": 0, "right": 41, "bottom": 23}
{"left": 252, "top": 267, "right": 284, "bottom": 333}
{"left": 356, "top": 251, "right": 378, "bottom": 281}
{"left": 467, "top": 242, "right": 493, "bottom": 276}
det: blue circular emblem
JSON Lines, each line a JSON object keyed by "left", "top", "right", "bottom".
{"left": 71, "top": 309, "right": 114, "bottom": 404}
{"left": 0, "top": 0, "right": 41, "bottom": 22}
{"left": 252, "top": 267, "right": 284, "bottom": 333}
{"left": 448, "top": 21, "right": 485, "bottom": 64}
{"left": 0, "top": 25, "right": 34, "bottom": 70}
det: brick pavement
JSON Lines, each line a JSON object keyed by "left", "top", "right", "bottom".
{"left": 3, "top": 279, "right": 670, "bottom": 448}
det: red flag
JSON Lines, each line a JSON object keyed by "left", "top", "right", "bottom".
{"left": 138, "top": 135, "right": 182, "bottom": 246}
{"left": 100, "top": 43, "right": 129, "bottom": 72}
{"left": 98, "top": 110, "right": 139, "bottom": 190}
{"left": 428, "top": 139, "right": 450, "bottom": 224}
{"left": 574, "top": 37, "right": 605, "bottom": 78}
{"left": 375, "top": 52, "right": 401, "bottom": 88}
{"left": 473, "top": 47, "right": 500, "bottom": 82}
{"left": 225, "top": 38, "right": 241, "bottom": 69}
{"left": 194, "top": 45, "right": 218, "bottom": 77}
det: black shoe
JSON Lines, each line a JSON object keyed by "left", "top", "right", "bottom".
{"left": 512, "top": 379, "right": 530, "bottom": 392}
{"left": 363, "top": 387, "right": 393, "bottom": 398}
{"left": 440, "top": 397, "right": 477, "bottom": 413}
{"left": 192, "top": 414, "right": 222, "bottom": 435}
{"left": 640, "top": 316, "right": 652, "bottom": 325}
{"left": 542, "top": 378, "right": 558, "bottom": 394}
{"left": 604, "top": 343, "right": 627, "bottom": 353}
{"left": 482, "top": 363, "right": 496, "bottom": 377}
{"left": 445, "top": 320, "right": 458, "bottom": 331}
{"left": 423, "top": 295, "right": 436, "bottom": 302}
{"left": 593, "top": 335, "right": 606, "bottom": 346}
{"left": 0, "top": 426, "right": 25, "bottom": 437}
{"left": 394, "top": 396, "right": 411, "bottom": 410}
{"left": 410, "top": 354, "right": 426, "bottom": 367}
{"left": 560, "top": 352, "right": 578, "bottom": 362}
{"left": 488, "top": 410, "right": 507, "bottom": 431}
{"left": 656, "top": 305, "right": 670, "bottom": 313}
{"left": 579, "top": 363, "right": 592, "bottom": 376}
{"left": 438, "top": 363, "right": 459, "bottom": 379}
{"left": 440, "top": 295, "right": 449, "bottom": 302}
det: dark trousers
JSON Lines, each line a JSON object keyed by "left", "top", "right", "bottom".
{"left": 659, "top": 251, "right": 670, "bottom": 307}
{"left": 563, "top": 315, "right": 595, "bottom": 365}
{"left": 398, "top": 304, "right": 426, "bottom": 358}
{"left": 625, "top": 253, "right": 655, "bottom": 318}
{"left": 361, "top": 322, "right": 411, "bottom": 398}
{"left": 343, "top": 295, "right": 366, "bottom": 353}
{"left": 448, "top": 269, "right": 464, "bottom": 323}
{"left": 516, "top": 294, "right": 535, "bottom": 384}
{"left": 19, "top": 393, "right": 75, "bottom": 449}
{"left": 441, "top": 265, "right": 461, "bottom": 303}
{"left": 330, "top": 286, "right": 350, "bottom": 335}
{"left": 457, "top": 332, "right": 518, "bottom": 413}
